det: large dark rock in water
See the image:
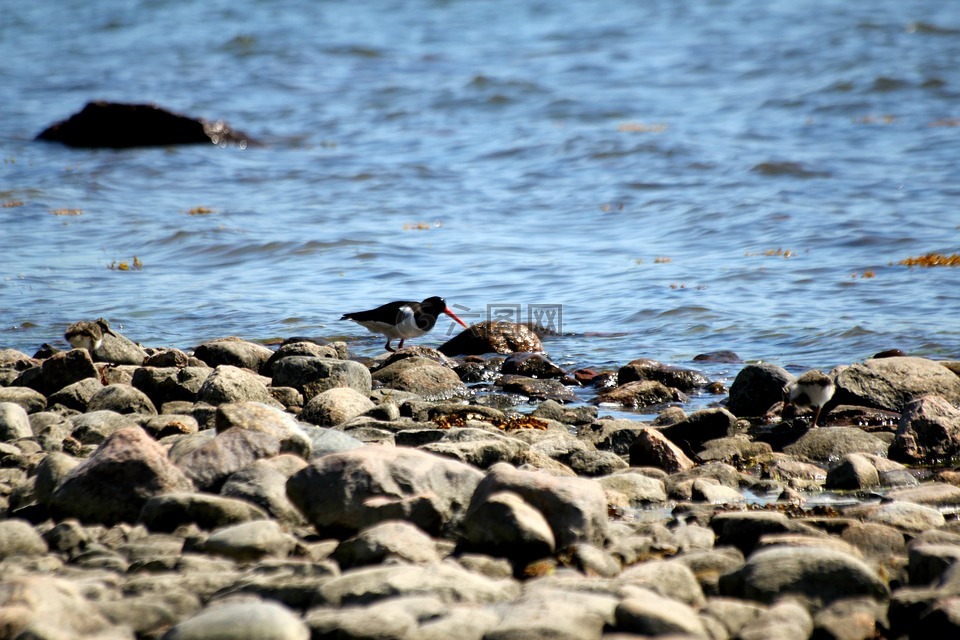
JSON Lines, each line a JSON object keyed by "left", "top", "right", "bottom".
{"left": 36, "top": 101, "right": 255, "bottom": 149}
{"left": 439, "top": 321, "right": 543, "bottom": 356}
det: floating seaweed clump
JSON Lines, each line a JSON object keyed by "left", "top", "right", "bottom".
{"left": 109, "top": 256, "right": 144, "bottom": 271}
{"left": 898, "top": 253, "right": 960, "bottom": 267}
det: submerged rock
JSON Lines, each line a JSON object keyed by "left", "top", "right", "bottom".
{"left": 36, "top": 101, "right": 255, "bottom": 149}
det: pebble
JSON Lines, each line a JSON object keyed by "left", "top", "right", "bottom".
{"left": 6, "top": 330, "right": 960, "bottom": 640}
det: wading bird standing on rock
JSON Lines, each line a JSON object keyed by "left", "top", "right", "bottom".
{"left": 341, "top": 296, "right": 469, "bottom": 352}
{"left": 783, "top": 370, "right": 836, "bottom": 427}
{"left": 64, "top": 318, "right": 115, "bottom": 352}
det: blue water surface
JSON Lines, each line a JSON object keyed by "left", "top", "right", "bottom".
{"left": 2, "top": 0, "right": 959, "bottom": 403}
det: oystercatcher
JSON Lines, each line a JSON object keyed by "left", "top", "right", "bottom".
{"left": 783, "top": 370, "right": 835, "bottom": 427}
{"left": 64, "top": 318, "right": 115, "bottom": 351}
{"left": 341, "top": 296, "right": 469, "bottom": 352}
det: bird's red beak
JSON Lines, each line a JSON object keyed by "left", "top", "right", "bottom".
{"left": 444, "top": 307, "right": 469, "bottom": 329}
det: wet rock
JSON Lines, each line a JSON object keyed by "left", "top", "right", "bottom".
{"left": 614, "top": 587, "right": 708, "bottom": 637}
{"left": 372, "top": 357, "right": 466, "bottom": 400}
{"left": 727, "top": 363, "right": 793, "bottom": 417}
{"left": 176, "top": 427, "right": 282, "bottom": 491}
{"left": 299, "top": 386, "right": 375, "bottom": 427}
{"left": 0, "top": 401, "right": 32, "bottom": 439}
{"left": 500, "top": 352, "right": 566, "bottom": 378}
{"left": 594, "top": 379, "right": 683, "bottom": 409}
{"left": 719, "top": 545, "right": 889, "bottom": 608}
{"left": 825, "top": 453, "right": 882, "bottom": 490}
{"left": 889, "top": 394, "right": 960, "bottom": 464}
{"left": 497, "top": 374, "right": 577, "bottom": 403}
{"left": 316, "top": 561, "right": 520, "bottom": 606}
{"left": 833, "top": 356, "right": 960, "bottom": 412}
{"left": 0, "top": 519, "right": 48, "bottom": 558}
{"left": 87, "top": 383, "right": 158, "bottom": 415}
{"left": 692, "top": 478, "right": 746, "bottom": 503}
{"left": 618, "top": 358, "right": 710, "bottom": 391}
{"left": 460, "top": 490, "right": 556, "bottom": 563}
{"left": 582, "top": 419, "right": 646, "bottom": 455}
{"left": 215, "top": 401, "right": 312, "bottom": 457}
{"left": 193, "top": 338, "right": 274, "bottom": 372}
{"left": 197, "top": 365, "right": 282, "bottom": 407}
{"left": 332, "top": 520, "right": 442, "bottom": 569}
{"left": 697, "top": 434, "right": 772, "bottom": 465}
{"left": 694, "top": 350, "right": 743, "bottom": 363}
{"left": 467, "top": 462, "right": 608, "bottom": 548}
{"left": 220, "top": 455, "right": 307, "bottom": 525}
{"left": 132, "top": 366, "right": 212, "bottom": 405}
{"left": 629, "top": 427, "right": 697, "bottom": 472}
{"left": 439, "top": 321, "right": 543, "bottom": 356}
{"left": 271, "top": 356, "right": 371, "bottom": 400}
{"left": 51, "top": 426, "right": 193, "bottom": 525}
{"left": 287, "top": 446, "right": 484, "bottom": 537}
{"left": 0, "top": 385, "right": 47, "bottom": 413}
{"left": 139, "top": 492, "right": 268, "bottom": 531}
{"left": 162, "top": 600, "right": 308, "bottom": 640}
{"left": 532, "top": 399, "right": 598, "bottom": 425}
{"left": 201, "top": 519, "right": 297, "bottom": 562}
{"left": 37, "top": 100, "right": 255, "bottom": 149}
{"left": 782, "top": 426, "right": 888, "bottom": 463}
{"left": 14, "top": 348, "right": 99, "bottom": 396}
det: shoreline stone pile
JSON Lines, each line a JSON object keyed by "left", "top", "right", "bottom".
{"left": 2, "top": 325, "right": 960, "bottom": 639}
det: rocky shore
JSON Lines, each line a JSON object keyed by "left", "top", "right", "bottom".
{"left": 2, "top": 323, "right": 960, "bottom": 639}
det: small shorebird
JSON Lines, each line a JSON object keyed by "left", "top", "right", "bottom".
{"left": 64, "top": 318, "right": 115, "bottom": 351}
{"left": 341, "top": 296, "right": 469, "bottom": 352}
{"left": 783, "top": 370, "right": 835, "bottom": 427}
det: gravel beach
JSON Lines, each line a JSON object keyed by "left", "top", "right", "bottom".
{"left": 2, "top": 325, "right": 960, "bottom": 639}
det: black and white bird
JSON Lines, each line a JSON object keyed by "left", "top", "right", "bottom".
{"left": 341, "top": 296, "right": 469, "bottom": 352}
{"left": 64, "top": 318, "right": 115, "bottom": 352}
{"left": 783, "top": 370, "right": 836, "bottom": 427}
